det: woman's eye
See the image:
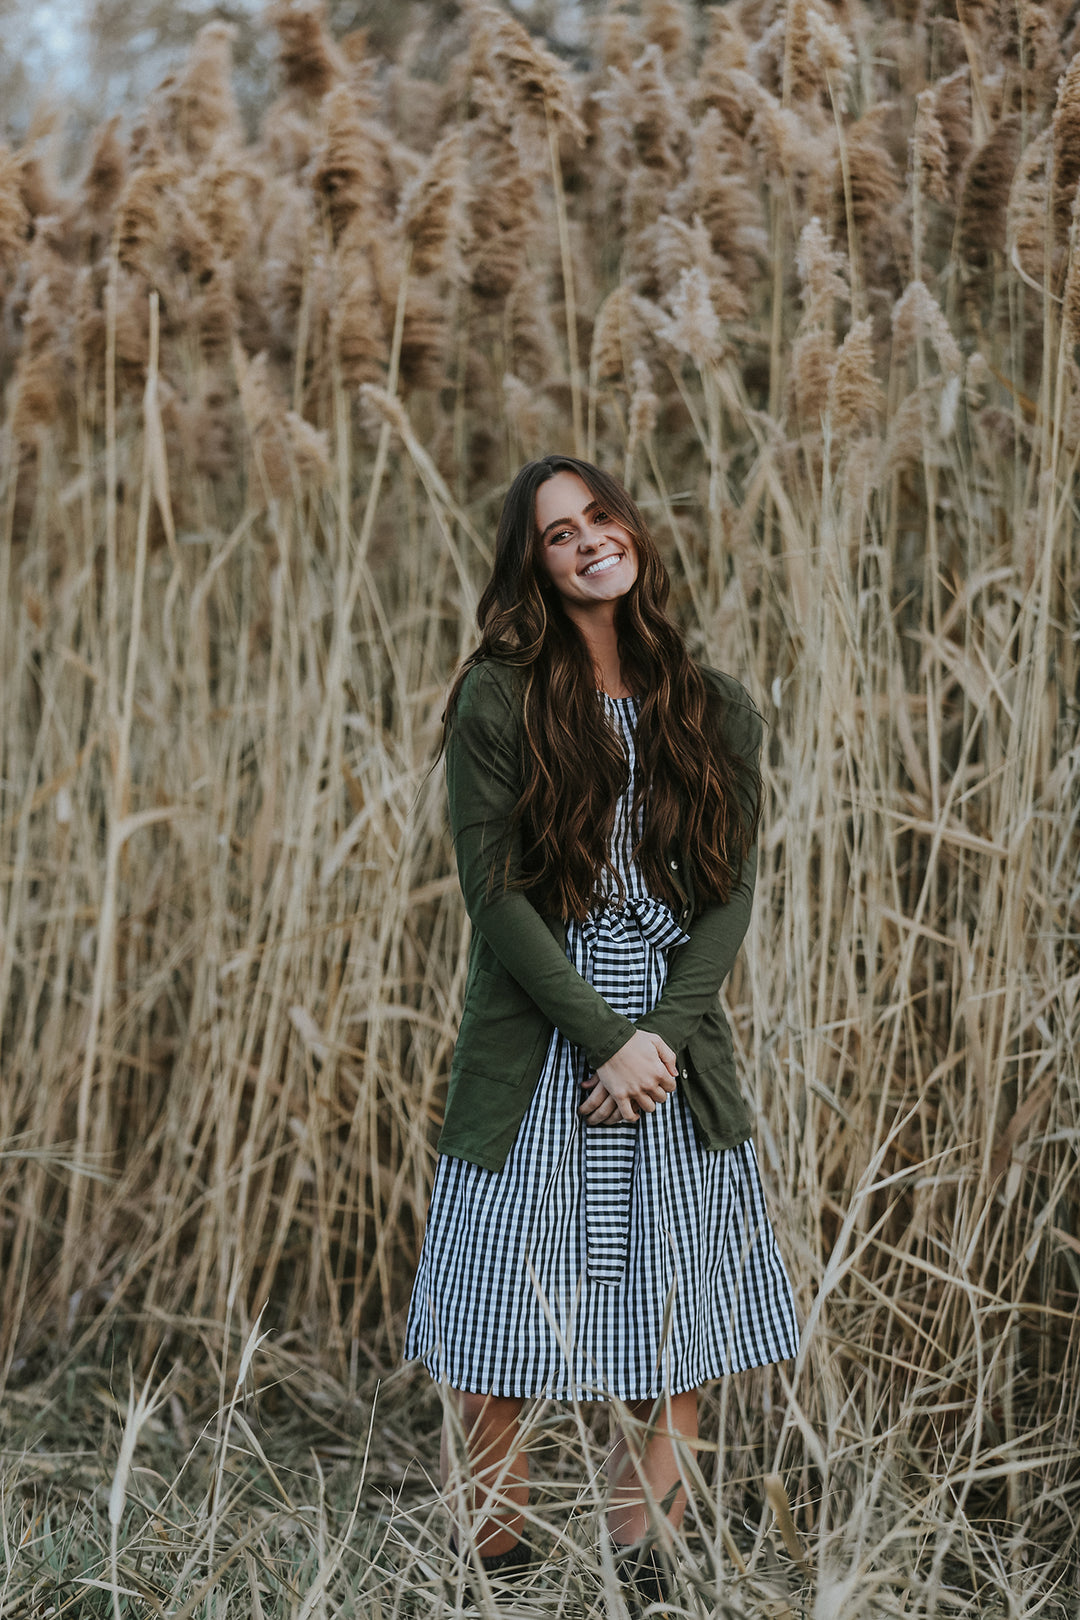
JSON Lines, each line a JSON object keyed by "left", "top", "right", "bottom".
{"left": 593, "top": 511, "right": 609, "bottom": 523}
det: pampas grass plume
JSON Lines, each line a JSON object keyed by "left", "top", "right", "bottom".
{"left": 594, "top": 6, "right": 640, "bottom": 76}
{"left": 113, "top": 266, "right": 151, "bottom": 381}
{"left": 597, "top": 44, "right": 688, "bottom": 185}
{"left": 114, "top": 161, "right": 179, "bottom": 281}
{"left": 263, "top": 181, "right": 314, "bottom": 331}
{"left": 1063, "top": 235, "right": 1080, "bottom": 341}
{"left": 188, "top": 153, "right": 258, "bottom": 270}
{"left": 884, "top": 385, "right": 931, "bottom": 471}
{"left": 0, "top": 145, "right": 30, "bottom": 274}
{"left": 627, "top": 356, "right": 660, "bottom": 445}
{"left": 790, "top": 325, "right": 834, "bottom": 426}
{"left": 913, "top": 88, "right": 951, "bottom": 204}
{"left": 194, "top": 257, "right": 239, "bottom": 359}
{"left": 332, "top": 247, "right": 388, "bottom": 386}
{"left": 269, "top": 0, "right": 346, "bottom": 100}
{"left": 788, "top": 0, "right": 855, "bottom": 105}
{"left": 506, "top": 270, "right": 560, "bottom": 383}
{"left": 675, "top": 108, "right": 767, "bottom": 289}
{"left": 590, "top": 284, "right": 642, "bottom": 381}
{"left": 79, "top": 115, "right": 127, "bottom": 223}
{"left": 892, "top": 279, "right": 963, "bottom": 373}
{"left": 1052, "top": 50, "right": 1080, "bottom": 241}
{"left": 958, "top": 114, "right": 1022, "bottom": 267}
{"left": 1007, "top": 127, "right": 1053, "bottom": 284}
{"left": 313, "top": 85, "right": 394, "bottom": 243}
{"left": 398, "top": 128, "right": 469, "bottom": 279}
{"left": 466, "top": 118, "right": 536, "bottom": 301}
{"left": 663, "top": 264, "right": 722, "bottom": 362}
{"left": 796, "top": 216, "right": 849, "bottom": 325}
{"left": 468, "top": 3, "right": 585, "bottom": 141}
{"left": 932, "top": 65, "right": 972, "bottom": 181}
{"left": 651, "top": 214, "right": 747, "bottom": 320}
{"left": 234, "top": 344, "right": 319, "bottom": 499}
{"left": 642, "top": 0, "right": 692, "bottom": 74}
{"left": 696, "top": 10, "right": 751, "bottom": 124}
{"left": 840, "top": 107, "right": 904, "bottom": 247}
{"left": 502, "top": 371, "right": 545, "bottom": 456}
{"left": 11, "top": 274, "right": 64, "bottom": 438}
{"left": 164, "top": 21, "right": 242, "bottom": 164}
{"left": 828, "top": 316, "right": 884, "bottom": 434}
{"left": 284, "top": 409, "right": 332, "bottom": 484}
{"left": 394, "top": 274, "right": 448, "bottom": 390}
{"left": 805, "top": 7, "right": 856, "bottom": 89}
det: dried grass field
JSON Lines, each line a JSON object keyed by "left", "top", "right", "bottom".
{"left": 1, "top": 1, "right": 1078, "bottom": 1615}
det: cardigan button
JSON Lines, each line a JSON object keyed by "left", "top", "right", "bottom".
{"left": 681, "top": 1068, "right": 688, "bottom": 1079}
{"left": 669, "top": 858, "right": 679, "bottom": 869}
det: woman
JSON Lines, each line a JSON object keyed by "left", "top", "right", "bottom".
{"left": 404, "top": 455, "right": 799, "bottom": 1605}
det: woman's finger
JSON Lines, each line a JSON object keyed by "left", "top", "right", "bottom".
{"left": 589, "top": 1101, "right": 618, "bottom": 1124}
{"left": 639, "top": 1028, "right": 678, "bottom": 1075}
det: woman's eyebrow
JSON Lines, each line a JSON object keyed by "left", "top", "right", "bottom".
{"left": 539, "top": 502, "right": 599, "bottom": 541}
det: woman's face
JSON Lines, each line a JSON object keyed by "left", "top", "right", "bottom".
{"left": 533, "top": 470, "right": 638, "bottom": 616}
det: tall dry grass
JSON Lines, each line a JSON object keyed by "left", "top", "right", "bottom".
{"left": 1, "top": 1, "right": 1078, "bottom": 1613}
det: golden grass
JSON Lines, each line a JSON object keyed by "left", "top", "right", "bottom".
{"left": 1, "top": 1, "right": 1078, "bottom": 1613}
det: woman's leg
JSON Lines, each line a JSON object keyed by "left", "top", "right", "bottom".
{"left": 607, "top": 1388, "right": 698, "bottom": 1546}
{"left": 440, "top": 1390, "right": 529, "bottom": 1557}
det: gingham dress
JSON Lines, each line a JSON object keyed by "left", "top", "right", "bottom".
{"left": 404, "top": 696, "right": 799, "bottom": 1400}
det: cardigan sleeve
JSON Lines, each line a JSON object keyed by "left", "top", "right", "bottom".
{"left": 633, "top": 686, "right": 762, "bottom": 1053}
{"left": 447, "top": 663, "right": 637, "bottom": 1072}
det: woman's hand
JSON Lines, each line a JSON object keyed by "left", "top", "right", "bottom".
{"left": 578, "top": 1030, "right": 678, "bottom": 1125}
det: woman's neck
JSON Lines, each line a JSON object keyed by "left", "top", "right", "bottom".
{"left": 568, "top": 610, "right": 630, "bottom": 697}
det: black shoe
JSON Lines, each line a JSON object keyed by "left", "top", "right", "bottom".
{"left": 613, "top": 1541, "right": 672, "bottom": 1616}
{"left": 477, "top": 1538, "right": 534, "bottom": 1581}
{"left": 449, "top": 1535, "right": 535, "bottom": 1605}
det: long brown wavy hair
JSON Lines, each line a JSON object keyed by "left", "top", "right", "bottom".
{"left": 447, "top": 455, "right": 762, "bottom": 922}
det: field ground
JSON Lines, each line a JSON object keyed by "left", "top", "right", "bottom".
{"left": 2, "top": 1318, "right": 1077, "bottom": 1618}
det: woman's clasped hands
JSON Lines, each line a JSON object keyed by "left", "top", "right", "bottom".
{"left": 578, "top": 1029, "right": 678, "bottom": 1125}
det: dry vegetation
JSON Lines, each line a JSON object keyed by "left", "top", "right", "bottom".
{"left": 1, "top": 0, "right": 1078, "bottom": 1614}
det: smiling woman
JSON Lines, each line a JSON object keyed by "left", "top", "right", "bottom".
{"left": 403, "top": 455, "right": 799, "bottom": 1610}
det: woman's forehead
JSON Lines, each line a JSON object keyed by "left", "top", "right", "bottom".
{"left": 534, "top": 469, "right": 597, "bottom": 522}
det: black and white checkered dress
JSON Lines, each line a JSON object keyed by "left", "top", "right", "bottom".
{"left": 404, "top": 696, "right": 799, "bottom": 1400}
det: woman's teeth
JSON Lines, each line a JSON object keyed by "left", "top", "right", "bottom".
{"left": 582, "top": 554, "right": 620, "bottom": 576}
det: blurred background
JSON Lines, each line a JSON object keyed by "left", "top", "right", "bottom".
{"left": 2, "top": 0, "right": 587, "bottom": 137}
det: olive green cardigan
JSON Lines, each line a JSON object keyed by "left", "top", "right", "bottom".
{"left": 437, "top": 659, "right": 762, "bottom": 1171}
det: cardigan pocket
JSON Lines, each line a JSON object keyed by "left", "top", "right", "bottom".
{"left": 455, "top": 964, "right": 550, "bottom": 1086}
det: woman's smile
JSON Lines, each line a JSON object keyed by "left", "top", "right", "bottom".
{"left": 580, "top": 552, "right": 623, "bottom": 577}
